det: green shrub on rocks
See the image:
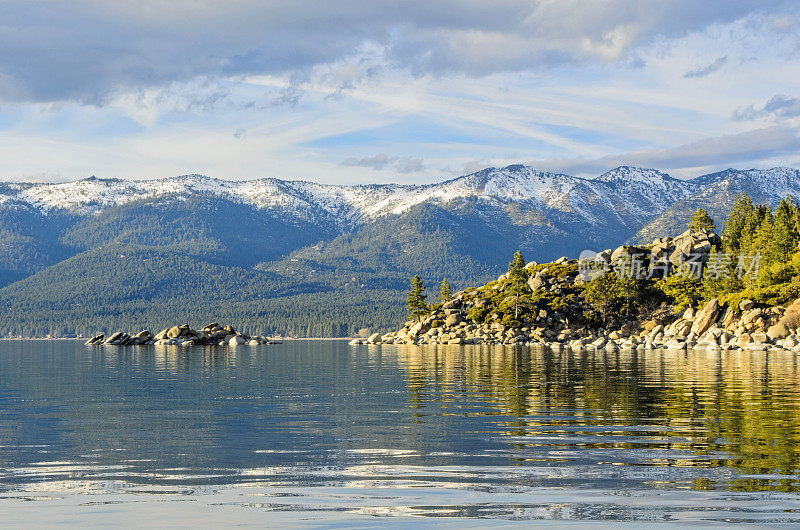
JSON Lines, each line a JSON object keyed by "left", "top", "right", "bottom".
{"left": 657, "top": 274, "right": 702, "bottom": 311}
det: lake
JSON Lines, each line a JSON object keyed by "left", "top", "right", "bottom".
{"left": 1, "top": 340, "right": 800, "bottom": 526}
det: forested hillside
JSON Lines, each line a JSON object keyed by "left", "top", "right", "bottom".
{"left": 0, "top": 164, "right": 798, "bottom": 337}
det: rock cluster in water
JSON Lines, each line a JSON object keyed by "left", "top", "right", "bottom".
{"left": 358, "top": 296, "right": 798, "bottom": 352}
{"left": 352, "top": 229, "right": 800, "bottom": 352}
{"left": 84, "top": 323, "right": 276, "bottom": 347}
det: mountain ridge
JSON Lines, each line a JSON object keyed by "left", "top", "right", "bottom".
{"left": 1, "top": 163, "right": 798, "bottom": 337}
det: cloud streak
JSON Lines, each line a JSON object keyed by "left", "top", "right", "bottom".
{"left": 683, "top": 56, "right": 727, "bottom": 78}
{"left": 343, "top": 154, "right": 426, "bottom": 173}
{"left": 531, "top": 126, "right": 800, "bottom": 177}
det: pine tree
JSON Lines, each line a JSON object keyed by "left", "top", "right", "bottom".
{"left": 723, "top": 193, "right": 754, "bottom": 253}
{"left": 740, "top": 205, "right": 771, "bottom": 255}
{"left": 407, "top": 275, "right": 428, "bottom": 320}
{"left": 689, "top": 208, "right": 716, "bottom": 232}
{"left": 506, "top": 250, "right": 531, "bottom": 320}
{"left": 752, "top": 211, "right": 774, "bottom": 258}
{"left": 439, "top": 278, "right": 453, "bottom": 303}
{"left": 769, "top": 196, "right": 799, "bottom": 262}
{"left": 584, "top": 273, "right": 620, "bottom": 326}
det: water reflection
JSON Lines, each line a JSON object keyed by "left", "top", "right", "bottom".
{"left": 396, "top": 345, "right": 800, "bottom": 492}
{"left": 0, "top": 340, "right": 799, "bottom": 523}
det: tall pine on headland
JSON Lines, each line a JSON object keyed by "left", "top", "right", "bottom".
{"left": 770, "top": 196, "right": 800, "bottom": 262}
{"left": 724, "top": 193, "right": 754, "bottom": 253}
{"left": 506, "top": 251, "right": 531, "bottom": 320}
{"left": 439, "top": 278, "right": 453, "bottom": 303}
{"left": 407, "top": 275, "right": 428, "bottom": 321}
{"left": 689, "top": 208, "right": 716, "bottom": 232}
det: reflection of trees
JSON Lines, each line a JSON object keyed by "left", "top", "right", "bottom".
{"left": 397, "top": 345, "right": 800, "bottom": 491}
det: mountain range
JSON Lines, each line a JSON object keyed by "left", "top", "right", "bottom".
{"left": 0, "top": 164, "right": 797, "bottom": 337}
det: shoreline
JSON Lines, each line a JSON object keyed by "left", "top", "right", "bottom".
{"left": 3, "top": 336, "right": 797, "bottom": 355}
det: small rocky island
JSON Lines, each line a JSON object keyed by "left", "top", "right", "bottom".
{"left": 85, "top": 323, "right": 275, "bottom": 347}
{"left": 358, "top": 223, "right": 800, "bottom": 353}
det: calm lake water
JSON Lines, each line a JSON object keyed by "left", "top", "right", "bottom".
{"left": 1, "top": 340, "right": 800, "bottom": 527}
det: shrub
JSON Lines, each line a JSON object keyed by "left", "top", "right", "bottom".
{"left": 656, "top": 274, "right": 701, "bottom": 311}
{"left": 467, "top": 305, "right": 489, "bottom": 323}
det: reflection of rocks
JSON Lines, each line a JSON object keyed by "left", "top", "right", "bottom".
{"left": 85, "top": 322, "right": 277, "bottom": 347}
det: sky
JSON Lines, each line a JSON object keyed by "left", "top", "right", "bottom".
{"left": 0, "top": 1, "right": 799, "bottom": 184}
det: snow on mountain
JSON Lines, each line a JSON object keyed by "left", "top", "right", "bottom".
{"left": 2, "top": 165, "right": 798, "bottom": 231}
{"left": 633, "top": 166, "right": 800, "bottom": 244}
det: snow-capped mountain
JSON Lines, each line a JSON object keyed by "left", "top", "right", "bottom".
{"left": 635, "top": 166, "right": 800, "bottom": 242}
{"left": 1, "top": 163, "right": 799, "bottom": 337}
{"left": 0, "top": 164, "right": 701, "bottom": 228}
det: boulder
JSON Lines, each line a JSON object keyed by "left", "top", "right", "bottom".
{"left": 751, "top": 331, "right": 769, "bottom": 344}
{"left": 767, "top": 322, "right": 791, "bottom": 341}
{"left": 737, "top": 333, "right": 752, "bottom": 348}
{"left": 528, "top": 275, "right": 545, "bottom": 291}
{"left": 610, "top": 245, "right": 627, "bottom": 262}
{"left": 84, "top": 334, "right": 104, "bottom": 345}
{"left": 229, "top": 336, "right": 245, "bottom": 346}
{"left": 104, "top": 331, "right": 124, "bottom": 345}
{"left": 739, "top": 299, "right": 755, "bottom": 311}
{"left": 135, "top": 330, "right": 153, "bottom": 342}
{"left": 409, "top": 321, "right": 427, "bottom": 337}
{"left": 691, "top": 299, "right": 720, "bottom": 336}
{"left": 741, "top": 308, "right": 761, "bottom": 326}
{"left": 248, "top": 340, "right": 260, "bottom": 346}
{"left": 167, "top": 325, "right": 182, "bottom": 339}
{"left": 641, "top": 320, "right": 658, "bottom": 332}
{"left": 668, "top": 248, "right": 685, "bottom": 266}
{"left": 597, "top": 249, "right": 612, "bottom": 263}
{"left": 445, "top": 313, "right": 462, "bottom": 327}
{"left": 367, "top": 332, "right": 382, "bottom": 344}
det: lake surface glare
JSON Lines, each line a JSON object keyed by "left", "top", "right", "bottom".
{"left": 1, "top": 340, "right": 800, "bottom": 527}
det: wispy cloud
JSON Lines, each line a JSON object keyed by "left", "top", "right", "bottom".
{"left": 531, "top": 126, "right": 800, "bottom": 177}
{"left": 343, "top": 154, "right": 426, "bottom": 173}
{"left": 734, "top": 94, "right": 800, "bottom": 121}
{"left": 683, "top": 56, "right": 727, "bottom": 78}
{"left": 0, "top": 3, "right": 798, "bottom": 183}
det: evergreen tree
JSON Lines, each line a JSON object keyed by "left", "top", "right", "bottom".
{"left": 740, "top": 205, "right": 771, "bottom": 255}
{"left": 723, "top": 193, "right": 754, "bottom": 253}
{"left": 583, "top": 273, "right": 621, "bottom": 326}
{"left": 506, "top": 250, "right": 531, "bottom": 320}
{"left": 439, "top": 278, "right": 453, "bottom": 303}
{"left": 769, "top": 196, "right": 800, "bottom": 262}
{"left": 752, "top": 211, "right": 774, "bottom": 257}
{"left": 689, "top": 208, "right": 716, "bottom": 232}
{"left": 406, "top": 275, "right": 428, "bottom": 320}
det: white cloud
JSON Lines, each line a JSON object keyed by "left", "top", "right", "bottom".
{"left": 0, "top": 3, "right": 799, "bottom": 184}
{"left": 734, "top": 94, "right": 800, "bottom": 121}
